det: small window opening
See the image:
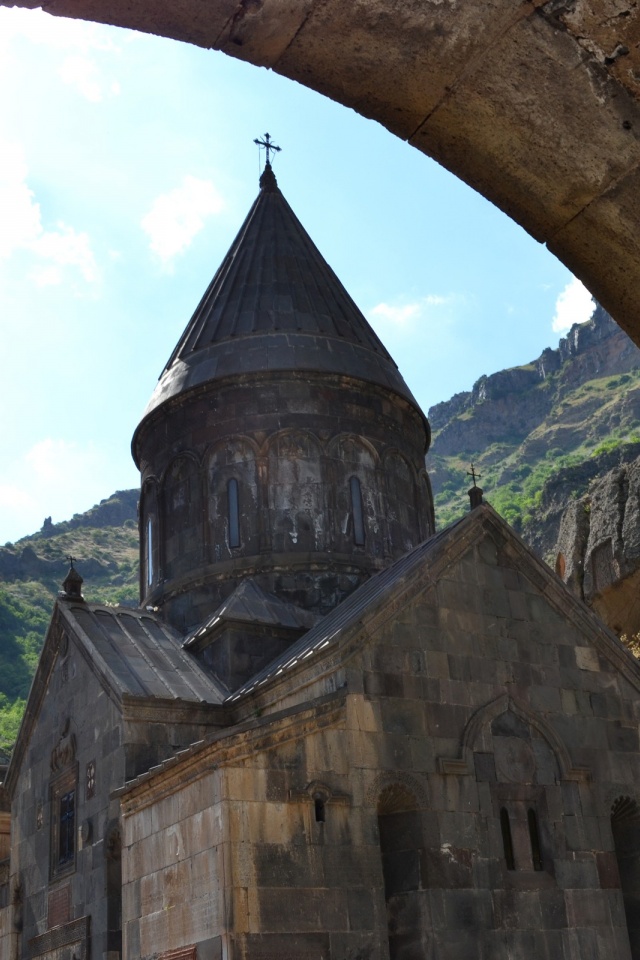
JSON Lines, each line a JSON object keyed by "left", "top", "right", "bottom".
{"left": 350, "top": 476, "right": 365, "bottom": 546}
{"left": 146, "top": 517, "right": 154, "bottom": 587}
{"left": 528, "top": 808, "right": 543, "bottom": 871}
{"left": 314, "top": 797, "right": 326, "bottom": 823}
{"left": 58, "top": 789, "right": 76, "bottom": 866}
{"left": 228, "top": 478, "right": 240, "bottom": 548}
{"left": 500, "top": 807, "right": 515, "bottom": 870}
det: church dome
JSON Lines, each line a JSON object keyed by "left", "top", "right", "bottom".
{"left": 133, "top": 163, "right": 435, "bottom": 632}
{"left": 137, "top": 163, "right": 423, "bottom": 426}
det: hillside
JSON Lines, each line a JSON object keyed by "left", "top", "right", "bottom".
{"left": 428, "top": 305, "right": 640, "bottom": 559}
{"left": 0, "top": 490, "right": 139, "bottom": 752}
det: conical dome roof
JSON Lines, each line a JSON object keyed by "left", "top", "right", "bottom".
{"left": 140, "top": 164, "right": 420, "bottom": 422}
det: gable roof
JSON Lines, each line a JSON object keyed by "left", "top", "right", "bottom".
{"left": 227, "top": 503, "right": 640, "bottom": 704}
{"left": 135, "top": 165, "right": 422, "bottom": 438}
{"left": 183, "top": 578, "right": 318, "bottom": 651}
{"left": 4, "top": 601, "right": 225, "bottom": 796}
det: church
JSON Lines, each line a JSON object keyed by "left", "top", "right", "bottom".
{"left": 1, "top": 156, "right": 640, "bottom": 960}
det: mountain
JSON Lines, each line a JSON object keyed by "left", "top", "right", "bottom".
{"left": 0, "top": 490, "right": 139, "bottom": 751}
{"left": 428, "top": 304, "right": 640, "bottom": 559}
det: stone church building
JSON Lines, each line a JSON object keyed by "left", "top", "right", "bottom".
{"left": 1, "top": 162, "right": 640, "bottom": 960}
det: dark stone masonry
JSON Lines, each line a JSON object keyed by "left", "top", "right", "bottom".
{"left": 1, "top": 164, "right": 640, "bottom": 960}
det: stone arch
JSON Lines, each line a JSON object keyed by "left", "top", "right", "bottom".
{"left": 266, "top": 429, "right": 325, "bottom": 553}
{"left": 206, "top": 435, "right": 260, "bottom": 560}
{"left": 459, "top": 694, "right": 588, "bottom": 782}
{"left": 161, "top": 453, "right": 204, "bottom": 581}
{"left": 381, "top": 449, "right": 420, "bottom": 557}
{"left": 365, "top": 771, "right": 428, "bottom": 810}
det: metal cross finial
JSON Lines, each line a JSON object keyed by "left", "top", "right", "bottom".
{"left": 253, "top": 132, "right": 281, "bottom": 166}
{"left": 467, "top": 464, "right": 482, "bottom": 488}
{"left": 66, "top": 555, "right": 77, "bottom": 568}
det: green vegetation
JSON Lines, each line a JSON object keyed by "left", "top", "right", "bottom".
{"left": 0, "top": 491, "right": 139, "bottom": 756}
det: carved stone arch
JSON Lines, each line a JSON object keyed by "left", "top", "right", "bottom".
{"left": 159, "top": 449, "right": 202, "bottom": 487}
{"left": 326, "top": 432, "right": 379, "bottom": 465}
{"left": 160, "top": 452, "right": 204, "bottom": 581}
{"left": 365, "top": 771, "right": 428, "bottom": 810}
{"left": 205, "top": 433, "right": 260, "bottom": 464}
{"left": 207, "top": 435, "right": 261, "bottom": 558}
{"left": 266, "top": 428, "right": 326, "bottom": 553}
{"left": 457, "top": 694, "right": 590, "bottom": 782}
{"left": 381, "top": 448, "right": 421, "bottom": 557}
{"left": 265, "top": 427, "right": 324, "bottom": 460}
{"left": 612, "top": 796, "right": 640, "bottom": 823}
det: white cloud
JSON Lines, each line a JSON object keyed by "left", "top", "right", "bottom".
{"left": 552, "top": 278, "right": 594, "bottom": 333}
{"left": 0, "top": 7, "right": 122, "bottom": 54}
{"left": 58, "top": 54, "right": 120, "bottom": 102}
{"left": 368, "top": 294, "right": 456, "bottom": 331}
{"left": 0, "top": 439, "right": 131, "bottom": 543}
{"left": 141, "top": 176, "right": 226, "bottom": 265}
{"left": 0, "top": 140, "right": 98, "bottom": 284}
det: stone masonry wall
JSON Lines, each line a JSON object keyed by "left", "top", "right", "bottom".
{"left": 120, "top": 523, "right": 640, "bottom": 959}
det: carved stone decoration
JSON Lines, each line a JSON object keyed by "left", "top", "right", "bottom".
{"left": 611, "top": 795, "right": 640, "bottom": 822}
{"left": 364, "top": 770, "right": 429, "bottom": 810}
{"left": 36, "top": 802, "right": 43, "bottom": 830}
{"left": 288, "top": 780, "right": 351, "bottom": 806}
{"left": 50, "top": 720, "right": 76, "bottom": 773}
{"left": 85, "top": 760, "right": 96, "bottom": 800}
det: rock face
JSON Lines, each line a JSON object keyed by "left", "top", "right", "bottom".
{"left": 555, "top": 456, "right": 640, "bottom": 636}
{"left": 428, "top": 304, "right": 640, "bottom": 552}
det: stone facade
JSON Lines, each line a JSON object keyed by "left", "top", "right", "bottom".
{"left": 117, "top": 508, "right": 640, "bottom": 960}
{"left": 2, "top": 169, "right": 640, "bottom": 960}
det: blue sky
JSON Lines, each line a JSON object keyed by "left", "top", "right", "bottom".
{"left": 0, "top": 7, "right": 594, "bottom": 544}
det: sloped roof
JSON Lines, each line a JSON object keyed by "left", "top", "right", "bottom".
{"left": 183, "top": 579, "right": 318, "bottom": 650}
{"left": 137, "top": 165, "right": 421, "bottom": 427}
{"left": 59, "top": 602, "right": 226, "bottom": 703}
{"left": 228, "top": 503, "right": 640, "bottom": 702}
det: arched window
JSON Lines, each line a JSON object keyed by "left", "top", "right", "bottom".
{"left": 146, "top": 517, "right": 154, "bottom": 587}
{"left": 528, "top": 808, "right": 543, "bottom": 871}
{"left": 500, "top": 808, "right": 515, "bottom": 870}
{"left": 228, "top": 477, "right": 240, "bottom": 548}
{"left": 350, "top": 476, "right": 365, "bottom": 546}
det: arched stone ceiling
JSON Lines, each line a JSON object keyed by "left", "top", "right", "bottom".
{"left": 7, "top": 0, "right": 640, "bottom": 340}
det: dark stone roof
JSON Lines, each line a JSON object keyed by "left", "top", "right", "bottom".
{"left": 183, "top": 579, "right": 318, "bottom": 650}
{"left": 139, "top": 165, "right": 420, "bottom": 423}
{"left": 59, "top": 602, "right": 226, "bottom": 703}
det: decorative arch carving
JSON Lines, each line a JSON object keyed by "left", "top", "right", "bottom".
{"left": 161, "top": 453, "right": 204, "bottom": 580}
{"left": 266, "top": 428, "right": 326, "bottom": 553}
{"left": 612, "top": 796, "right": 640, "bottom": 823}
{"left": 207, "top": 435, "right": 260, "bottom": 558}
{"left": 326, "top": 433, "right": 379, "bottom": 465}
{"left": 365, "top": 771, "right": 428, "bottom": 810}
{"left": 381, "top": 448, "right": 421, "bottom": 557}
{"left": 438, "top": 694, "right": 590, "bottom": 781}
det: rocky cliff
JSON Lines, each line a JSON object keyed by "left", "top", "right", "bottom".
{"left": 428, "top": 304, "right": 640, "bottom": 558}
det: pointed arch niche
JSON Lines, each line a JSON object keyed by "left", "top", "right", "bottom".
{"left": 162, "top": 455, "right": 203, "bottom": 582}
{"left": 207, "top": 437, "right": 259, "bottom": 560}
{"left": 267, "top": 430, "right": 325, "bottom": 553}
{"left": 375, "top": 777, "right": 430, "bottom": 960}
{"left": 329, "top": 435, "right": 382, "bottom": 557}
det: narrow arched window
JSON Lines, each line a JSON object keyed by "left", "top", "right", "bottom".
{"left": 350, "top": 476, "right": 365, "bottom": 546}
{"left": 528, "top": 808, "right": 543, "bottom": 870}
{"left": 500, "top": 808, "right": 515, "bottom": 870}
{"left": 228, "top": 478, "right": 240, "bottom": 548}
{"left": 146, "top": 517, "right": 154, "bottom": 587}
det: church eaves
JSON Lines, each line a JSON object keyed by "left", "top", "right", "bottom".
{"left": 139, "top": 163, "right": 421, "bottom": 423}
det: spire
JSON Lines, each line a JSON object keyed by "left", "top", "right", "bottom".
{"left": 60, "top": 557, "right": 84, "bottom": 601}
{"left": 136, "top": 166, "right": 423, "bottom": 434}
